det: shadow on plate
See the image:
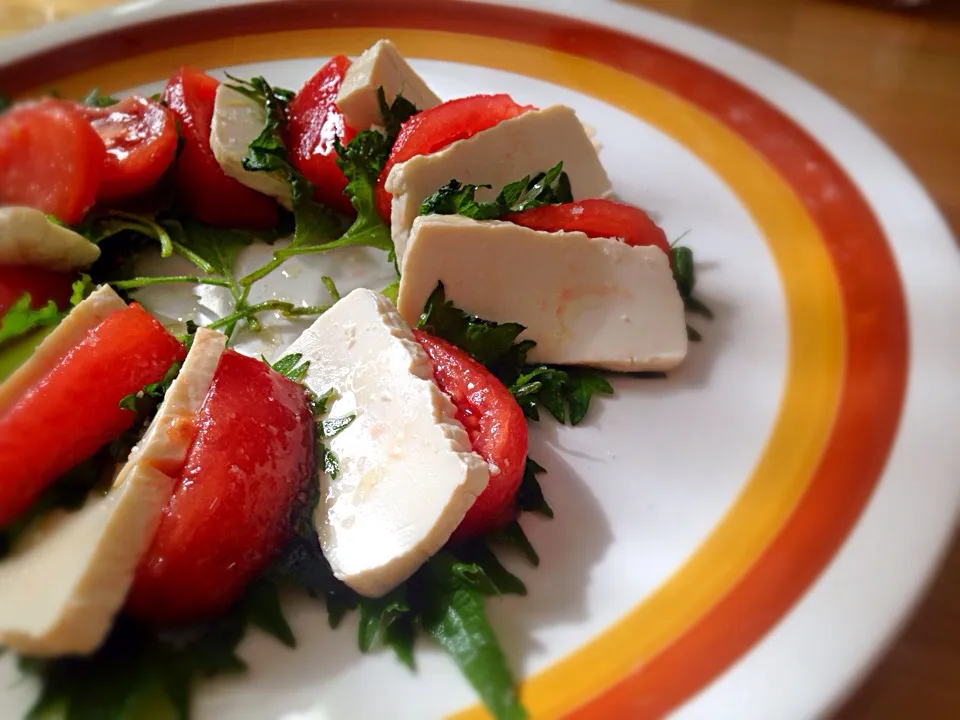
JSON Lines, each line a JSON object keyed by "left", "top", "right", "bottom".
{"left": 483, "top": 444, "right": 615, "bottom": 673}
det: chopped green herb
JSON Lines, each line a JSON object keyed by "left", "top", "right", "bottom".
{"left": 333, "top": 131, "right": 394, "bottom": 251}
{"left": 0, "top": 93, "right": 11, "bottom": 114}
{"left": 0, "top": 295, "right": 61, "bottom": 347}
{"left": 419, "top": 554, "right": 528, "bottom": 720}
{"left": 515, "top": 458, "right": 552, "bottom": 519}
{"left": 376, "top": 86, "right": 418, "bottom": 144}
{"left": 118, "top": 360, "right": 183, "bottom": 412}
{"left": 19, "top": 579, "right": 297, "bottom": 720}
{"left": 0, "top": 274, "right": 95, "bottom": 349}
{"left": 672, "top": 244, "right": 712, "bottom": 342}
{"left": 417, "top": 283, "right": 612, "bottom": 425}
{"left": 80, "top": 87, "right": 119, "bottom": 107}
{"left": 419, "top": 161, "right": 572, "bottom": 220}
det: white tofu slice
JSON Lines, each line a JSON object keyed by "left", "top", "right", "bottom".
{"left": 0, "top": 463, "right": 172, "bottom": 656}
{"left": 0, "top": 206, "right": 100, "bottom": 270}
{"left": 396, "top": 215, "right": 688, "bottom": 372}
{"left": 384, "top": 104, "right": 613, "bottom": 264}
{"left": 210, "top": 85, "right": 293, "bottom": 210}
{"left": 0, "top": 329, "right": 227, "bottom": 656}
{"left": 336, "top": 39, "right": 442, "bottom": 131}
{"left": 120, "top": 328, "right": 228, "bottom": 477}
{"left": 283, "top": 288, "right": 489, "bottom": 597}
{"left": 0, "top": 285, "right": 125, "bottom": 416}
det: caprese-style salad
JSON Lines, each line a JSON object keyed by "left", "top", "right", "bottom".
{"left": 0, "top": 39, "right": 709, "bottom": 720}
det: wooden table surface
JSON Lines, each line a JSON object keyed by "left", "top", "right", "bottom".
{"left": 2, "top": 0, "right": 959, "bottom": 717}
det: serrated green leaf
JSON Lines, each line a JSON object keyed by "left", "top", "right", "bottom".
{"left": 516, "top": 457, "right": 552, "bottom": 518}
{"left": 376, "top": 86, "right": 419, "bottom": 144}
{"left": 242, "top": 581, "right": 296, "bottom": 648}
{"left": 421, "top": 554, "right": 527, "bottom": 720}
{"left": 0, "top": 294, "right": 62, "bottom": 346}
{"left": 80, "top": 87, "right": 119, "bottom": 107}
{"left": 490, "top": 521, "right": 540, "bottom": 567}
{"left": 419, "top": 161, "right": 571, "bottom": 221}
{"left": 458, "top": 542, "right": 527, "bottom": 596}
{"left": 564, "top": 370, "right": 613, "bottom": 426}
{"left": 271, "top": 353, "right": 310, "bottom": 383}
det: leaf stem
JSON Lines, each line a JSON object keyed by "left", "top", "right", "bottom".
{"left": 111, "top": 275, "right": 232, "bottom": 290}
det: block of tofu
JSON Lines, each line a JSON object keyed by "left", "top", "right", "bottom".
{"left": 396, "top": 215, "right": 688, "bottom": 372}
{"left": 0, "top": 285, "right": 125, "bottom": 416}
{"left": 210, "top": 85, "right": 293, "bottom": 209}
{"left": 0, "top": 206, "right": 100, "bottom": 270}
{"left": 0, "top": 329, "right": 227, "bottom": 656}
{"left": 283, "top": 288, "right": 489, "bottom": 597}
{"left": 120, "top": 328, "right": 227, "bottom": 477}
{"left": 384, "top": 104, "right": 613, "bottom": 264}
{"left": 336, "top": 39, "right": 442, "bottom": 131}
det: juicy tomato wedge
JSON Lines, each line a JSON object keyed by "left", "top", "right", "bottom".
{"left": 163, "top": 67, "right": 279, "bottom": 229}
{"left": 127, "top": 350, "right": 314, "bottom": 623}
{"left": 288, "top": 55, "right": 357, "bottom": 216}
{"left": 375, "top": 94, "right": 533, "bottom": 221}
{"left": 0, "top": 265, "right": 74, "bottom": 315}
{"left": 505, "top": 199, "right": 672, "bottom": 260}
{"left": 79, "top": 96, "right": 178, "bottom": 202}
{"left": 413, "top": 330, "right": 528, "bottom": 541}
{"left": 0, "top": 99, "right": 106, "bottom": 225}
{"left": 0, "top": 303, "right": 185, "bottom": 527}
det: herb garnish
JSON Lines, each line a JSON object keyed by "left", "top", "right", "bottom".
{"left": 377, "top": 87, "right": 418, "bottom": 144}
{"left": 80, "top": 88, "right": 119, "bottom": 108}
{"left": 419, "top": 161, "right": 573, "bottom": 220}
{"left": 672, "top": 244, "right": 712, "bottom": 342}
{"left": 0, "top": 93, "right": 11, "bottom": 114}
{"left": 223, "top": 76, "right": 396, "bottom": 289}
{"left": 417, "top": 283, "right": 613, "bottom": 425}
{"left": 0, "top": 275, "right": 93, "bottom": 349}
{"left": 0, "top": 337, "right": 179, "bottom": 559}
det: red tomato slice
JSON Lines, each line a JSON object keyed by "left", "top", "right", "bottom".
{"left": 288, "top": 55, "right": 357, "bottom": 216}
{"left": 163, "top": 67, "right": 279, "bottom": 229}
{"left": 413, "top": 330, "right": 528, "bottom": 541}
{"left": 127, "top": 350, "right": 314, "bottom": 623}
{"left": 0, "top": 99, "right": 106, "bottom": 225}
{"left": 0, "top": 265, "right": 74, "bottom": 315}
{"left": 0, "top": 303, "right": 185, "bottom": 527}
{"left": 375, "top": 94, "right": 534, "bottom": 221}
{"left": 79, "top": 96, "right": 178, "bottom": 202}
{"left": 505, "top": 199, "right": 672, "bottom": 260}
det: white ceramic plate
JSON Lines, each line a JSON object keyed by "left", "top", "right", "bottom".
{"left": 1, "top": 1, "right": 958, "bottom": 718}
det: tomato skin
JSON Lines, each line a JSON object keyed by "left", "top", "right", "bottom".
{"left": 0, "top": 99, "right": 106, "bottom": 225}
{"left": 375, "top": 94, "right": 534, "bottom": 221}
{"left": 163, "top": 67, "right": 279, "bottom": 229}
{"left": 0, "top": 303, "right": 185, "bottom": 527}
{"left": 288, "top": 55, "right": 357, "bottom": 216}
{"left": 126, "top": 350, "right": 314, "bottom": 623}
{"left": 0, "top": 265, "right": 73, "bottom": 315}
{"left": 79, "top": 96, "right": 178, "bottom": 202}
{"left": 413, "top": 330, "right": 528, "bottom": 541}
{"left": 505, "top": 199, "right": 672, "bottom": 260}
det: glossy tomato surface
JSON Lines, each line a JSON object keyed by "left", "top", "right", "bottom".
{"left": 0, "top": 99, "right": 106, "bottom": 225}
{"left": 127, "top": 350, "right": 315, "bottom": 623}
{"left": 0, "top": 304, "right": 185, "bottom": 527}
{"left": 80, "top": 96, "right": 179, "bottom": 201}
{"left": 413, "top": 330, "right": 528, "bottom": 540}
{"left": 0, "top": 265, "right": 74, "bottom": 315}
{"left": 506, "top": 198, "right": 672, "bottom": 259}
{"left": 375, "top": 94, "right": 533, "bottom": 220}
{"left": 163, "top": 67, "right": 279, "bottom": 229}
{"left": 288, "top": 55, "right": 357, "bottom": 216}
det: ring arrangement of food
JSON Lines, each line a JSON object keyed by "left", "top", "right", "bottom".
{"left": 0, "top": 39, "right": 708, "bottom": 720}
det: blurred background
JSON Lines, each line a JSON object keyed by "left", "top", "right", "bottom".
{"left": 2, "top": 0, "right": 958, "bottom": 718}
